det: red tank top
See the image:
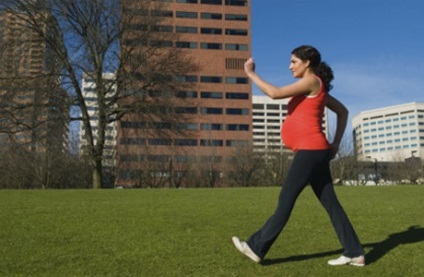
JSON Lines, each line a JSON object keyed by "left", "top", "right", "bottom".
{"left": 281, "top": 77, "right": 330, "bottom": 152}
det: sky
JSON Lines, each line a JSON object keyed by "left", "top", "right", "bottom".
{"left": 249, "top": 0, "right": 424, "bottom": 134}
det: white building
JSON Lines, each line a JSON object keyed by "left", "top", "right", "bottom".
{"left": 352, "top": 102, "right": 424, "bottom": 162}
{"left": 79, "top": 73, "right": 117, "bottom": 173}
{"left": 252, "top": 95, "right": 329, "bottom": 153}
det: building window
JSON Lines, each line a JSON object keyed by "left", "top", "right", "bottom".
{"left": 226, "top": 92, "right": 249, "bottom": 99}
{"left": 176, "top": 123, "right": 198, "bottom": 130}
{"left": 225, "top": 14, "right": 248, "bottom": 21}
{"left": 267, "top": 104, "right": 280, "bottom": 110}
{"left": 201, "top": 12, "right": 222, "bottom": 20}
{"left": 177, "top": 0, "right": 198, "bottom": 3}
{"left": 176, "top": 26, "right": 198, "bottom": 33}
{"left": 175, "top": 91, "right": 198, "bottom": 98}
{"left": 201, "top": 0, "right": 222, "bottom": 5}
{"left": 201, "top": 139, "right": 224, "bottom": 146}
{"left": 225, "top": 43, "right": 248, "bottom": 51}
{"left": 175, "top": 139, "right": 198, "bottom": 146}
{"left": 201, "top": 123, "right": 223, "bottom": 130}
{"left": 176, "top": 11, "right": 198, "bottom": 18}
{"left": 201, "top": 92, "right": 223, "bottom": 99}
{"left": 176, "top": 75, "right": 198, "bottom": 82}
{"left": 226, "top": 108, "right": 249, "bottom": 115}
{"left": 201, "top": 42, "right": 222, "bottom": 50}
{"left": 226, "top": 124, "right": 249, "bottom": 131}
{"left": 225, "top": 0, "right": 248, "bottom": 6}
{"left": 226, "top": 140, "right": 249, "bottom": 147}
{"left": 201, "top": 76, "right": 222, "bottom": 83}
{"left": 148, "top": 122, "right": 172, "bottom": 129}
{"left": 226, "top": 77, "right": 248, "bottom": 84}
{"left": 150, "top": 40, "right": 173, "bottom": 47}
{"left": 151, "top": 10, "right": 173, "bottom": 17}
{"left": 225, "top": 28, "right": 248, "bottom": 36}
{"left": 175, "top": 107, "right": 198, "bottom": 114}
{"left": 152, "top": 25, "right": 173, "bottom": 32}
{"left": 201, "top": 108, "right": 223, "bottom": 115}
{"left": 201, "top": 28, "right": 222, "bottom": 35}
{"left": 176, "top": 41, "right": 198, "bottom": 48}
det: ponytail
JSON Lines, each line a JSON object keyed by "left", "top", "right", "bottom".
{"left": 313, "top": 62, "right": 333, "bottom": 92}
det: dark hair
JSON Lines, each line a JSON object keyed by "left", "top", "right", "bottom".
{"left": 291, "top": 45, "right": 334, "bottom": 92}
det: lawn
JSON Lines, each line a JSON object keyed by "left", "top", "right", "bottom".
{"left": 0, "top": 186, "right": 423, "bottom": 277}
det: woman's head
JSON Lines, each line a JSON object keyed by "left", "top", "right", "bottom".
{"left": 291, "top": 45, "right": 334, "bottom": 91}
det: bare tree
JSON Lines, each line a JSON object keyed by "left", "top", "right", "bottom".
{"left": 1, "top": 0, "right": 198, "bottom": 188}
{"left": 227, "top": 144, "right": 262, "bottom": 187}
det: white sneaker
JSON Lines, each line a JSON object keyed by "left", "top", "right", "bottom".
{"left": 328, "top": 255, "right": 365, "bottom": 266}
{"left": 231, "top": 236, "right": 261, "bottom": 263}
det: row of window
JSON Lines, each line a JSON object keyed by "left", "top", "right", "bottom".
{"left": 121, "top": 122, "right": 249, "bottom": 131}
{"left": 120, "top": 138, "right": 249, "bottom": 146}
{"left": 363, "top": 124, "right": 424, "bottom": 134}
{"left": 253, "top": 132, "right": 280, "bottom": 137}
{"left": 364, "top": 143, "right": 421, "bottom": 154}
{"left": 362, "top": 114, "right": 423, "bottom": 127}
{"left": 128, "top": 24, "right": 248, "bottom": 36}
{"left": 253, "top": 104, "right": 288, "bottom": 110}
{"left": 124, "top": 39, "right": 248, "bottom": 51}
{"left": 363, "top": 129, "right": 424, "bottom": 140}
{"left": 175, "top": 0, "right": 247, "bottom": 5}
{"left": 176, "top": 76, "right": 248, "bottom": 84}
{"left": 364, "top": 136, "right": 419, "bottom": 145}
{"left": 86, "top": 91, "right": 248, "bottom": 100}
{"left": 253, "top": 112, "right": 288, "bottom": 117}
{"left": 144, "top": 9, "right": 248, "bottom": 21}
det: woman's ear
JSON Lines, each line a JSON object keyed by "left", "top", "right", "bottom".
{"left": 304, "top": 60, "right": 311, "bottom": 68}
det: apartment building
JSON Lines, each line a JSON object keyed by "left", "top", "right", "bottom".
{"left": 252, "top": 95, "right": 329, "bottom": 153}
{"left": 117, "top": 0, "right": 251, "bottom": 187}
{"left": 352, "top": 102, "right": 424, "bottom": 162}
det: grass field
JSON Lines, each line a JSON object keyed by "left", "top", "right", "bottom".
{"left": 0, "top": 186, "right": 423, "bottom": 277}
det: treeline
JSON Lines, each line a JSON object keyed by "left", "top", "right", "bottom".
{"left": 1, "top": 145, "right": 422, "bottom": 189}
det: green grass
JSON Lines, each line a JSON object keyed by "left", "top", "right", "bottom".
{"left": 0, "top": 186, "right": 423, "bottom": 277}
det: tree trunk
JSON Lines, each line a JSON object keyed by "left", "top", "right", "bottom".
{"left": 92, "top": 163, "right": 103, "bottom": 189}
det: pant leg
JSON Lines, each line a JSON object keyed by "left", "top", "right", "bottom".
{"left": 309, "top": 150, "right": 364, "bottom": 257}
{"left": 247, "top": 150, "right": 322, "bottom": 259}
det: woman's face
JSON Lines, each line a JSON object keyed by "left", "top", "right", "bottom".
{"left": 289, "top": 55, "right": 310, "bottom": 78}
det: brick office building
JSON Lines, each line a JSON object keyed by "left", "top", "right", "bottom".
{"left": 116, "top": 0, "right": 251, "bottom": 187}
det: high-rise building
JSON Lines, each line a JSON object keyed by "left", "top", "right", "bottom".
{"left": 352, "top": 102, "right": 424, "bottom": 162}
{"left": 117, "top": 0, "right": 251, "bottom": 187}
{"left": 252, "top": 95, "right": 329, "bottom": 153}
{"left": 0, "top": 9, "right": 68, "bottom": 153}
{"left": 79, "top": 73, "right": 117, "bottom": 184}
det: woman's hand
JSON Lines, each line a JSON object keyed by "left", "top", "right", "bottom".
{"left": 330, "top": 142, "right": 340, "bottom": 159}
{"left": 244, "top": 57, "right": 255, "bottom": 75}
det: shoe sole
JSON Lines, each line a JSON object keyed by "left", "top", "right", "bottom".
{"left": 231, "top": 237, "right": 261, "bottom": 263}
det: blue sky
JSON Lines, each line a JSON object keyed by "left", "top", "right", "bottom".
{"left": 249, "top": 0, "right": 424, "bottom": 134}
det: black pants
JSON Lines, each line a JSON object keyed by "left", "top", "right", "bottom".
{"left": 247, "top": 149, "right": 364, "bottom": 259}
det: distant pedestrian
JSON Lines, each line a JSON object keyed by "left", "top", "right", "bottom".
{"left": 232, "top": 45, "right": 365, "bottom": 266}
